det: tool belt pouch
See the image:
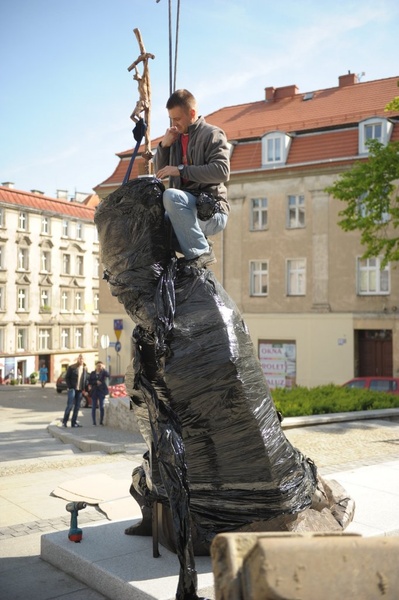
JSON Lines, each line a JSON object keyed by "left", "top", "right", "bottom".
{"left": 195, "top": 191, "right": 220, "bottom": 221}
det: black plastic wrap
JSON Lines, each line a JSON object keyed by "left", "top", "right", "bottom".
{"left": 95, "top": 178, "right": 317, "bottom": 600}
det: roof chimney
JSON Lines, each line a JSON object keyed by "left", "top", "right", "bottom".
{"left": 265, "top": 87, "right": 275, "bottom": 101}
{"left": 30, "top": 189, "right": 44, "bottom": 195}
{"left": 56, "top": 189, "right": 68, "bottom": 199}
{"left": 339, "top": 72, "right": 358, "bottom": 87}
{"left": 265, "top": 85, "right": 299, "bottom": 101}
{"left": 1, "top": 182, "right": 14, "bottom": 189}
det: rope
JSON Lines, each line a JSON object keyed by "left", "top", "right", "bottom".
{"left": 122, "top": 118, "right": 147, "bottom": 185}
{"left": 173, "top": 0, "right": 181, "bottom": 92}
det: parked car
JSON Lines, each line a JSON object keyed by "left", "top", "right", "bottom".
{"left": 56, "top": 371, "right": 68, "bottom": 393}
{"left": 342, "top": 377, "right": 399, "bottom": 394}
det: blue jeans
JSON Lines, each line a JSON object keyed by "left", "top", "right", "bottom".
{"left": 63, "top": 389, "right": 82, "bottom": 426}
{"left": 163, "top": 188, "right": 228, "bottom": 260}
{"left": 91, "top": 393, "right": 105, "bottom": 425}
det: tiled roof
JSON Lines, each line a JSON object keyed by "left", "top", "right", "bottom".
{"left": 96, "top": 74, "right": 399, "bottom": 190}
{"left": 0, "top": 187, "right": 95, "bottom": 220}
{"left": 206, "top": 76, "right": 399, "bottom": 140}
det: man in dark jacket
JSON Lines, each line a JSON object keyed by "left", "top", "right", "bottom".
{"left": 62, "top": 354, "right": 87, "bottom": 427}
{"left": 154, "top": 89, "right": 230, "bottom": 269}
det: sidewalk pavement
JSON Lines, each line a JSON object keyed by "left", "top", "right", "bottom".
{"left": 1, "top": 391, "right": 399, "bottom": 600}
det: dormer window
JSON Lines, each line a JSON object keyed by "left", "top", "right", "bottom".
{"left": 359, "top": 117, "right": 393, "bottom": 154}
{"left": 261, "top": 132, "right": 291, "bottom": 166}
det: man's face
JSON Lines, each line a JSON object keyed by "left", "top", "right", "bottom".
{"left": 168, "top": 106, "right": 195, "bottom": 134}
{"left": 77, "top": 355, "right": 84, "bottom": 365}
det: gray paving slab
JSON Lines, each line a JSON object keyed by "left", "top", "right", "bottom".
{"left": 41, "top": 520, "right": 215, "bottom": 600}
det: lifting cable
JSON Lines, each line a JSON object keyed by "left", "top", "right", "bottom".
{"left": 124, "top": 1, "right": 181, "bottom": 182}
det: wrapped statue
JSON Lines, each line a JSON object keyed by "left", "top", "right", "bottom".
{"left": 95, "top": 177, "right": 353, "bottom": 600}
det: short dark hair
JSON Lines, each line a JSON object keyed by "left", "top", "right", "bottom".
{"left": 166, "top": 89, "right": 196, "bottom": 111}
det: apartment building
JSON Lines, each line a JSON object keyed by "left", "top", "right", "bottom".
{"left": 94, "top": 73, "right": 399, "bottom": 388}
{"left": 0, "top": 185, "right": 100, "bottom": 383}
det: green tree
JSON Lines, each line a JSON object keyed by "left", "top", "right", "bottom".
{"left": 326, "top": 138, "right": 399, "bottom": 267}
{"left": 326, "top": 84, "right": 399, "bottom": 266}
{"left": 385, "top": 80, "right": 399, "bottom": 111}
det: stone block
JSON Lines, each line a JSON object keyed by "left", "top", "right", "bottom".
{"left": 105, "top": 397, "right": 140, "bottom": 432}
{"left": 211, "top": 532, "right": 399, "bottom": 600}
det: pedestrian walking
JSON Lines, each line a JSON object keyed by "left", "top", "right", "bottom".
{"left": 39, "top": 362, "right": 48, "bottom": 388}
{"left": 62, "top": 354, "right": 87, "bottom": 428}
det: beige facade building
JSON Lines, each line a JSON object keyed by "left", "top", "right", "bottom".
{"left": 95, "top": 73, "right": 399, "bottom": 388}
{"left": 0, "top": 184, "right": 100, "bottom": 383}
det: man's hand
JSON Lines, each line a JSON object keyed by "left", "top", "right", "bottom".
{"left": 161, "top": 126, "right": 179, "bottom": 148}
{"left": 156, "top": 165, "right": 180, "bottom": 179}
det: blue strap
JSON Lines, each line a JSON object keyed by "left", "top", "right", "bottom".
{"left": 122, "top": 118, "right": 147, "bottom": 185}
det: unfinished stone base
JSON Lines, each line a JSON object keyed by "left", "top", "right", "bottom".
{"left": 211, "top": 532, "right": 399, "bottom": 600}
{"left": 234, "top": 475, "right": 355, "bottom": 538}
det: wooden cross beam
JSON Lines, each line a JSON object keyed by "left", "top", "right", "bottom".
{"left": 127, "top": 28, "right": 155, "bottom": 169}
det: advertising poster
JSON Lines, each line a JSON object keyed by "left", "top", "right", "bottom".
{"left": 258, "top": 340, "right": 296, "bottom": 389}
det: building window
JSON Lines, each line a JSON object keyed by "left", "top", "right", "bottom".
{"left": 41, "top": 250, "right": 51, "bottom": 273}
{"left": 93, "top": 227, "right": 99, "bottom": 244}
{"left": 250, "top": 261, "right": 268, "bottom": 296}
{"left": 75, "top": 291, "right": 82, "bottom": 312}
{"left": 93, "top": 326, "right": 99, "bottom": 348}
{"left": 76, "top": 255, "right": 84, "bottom": 276}
{"left": 287, "top": 195, "right": 305, "bottom": 228}
{"left": 267, "top": 136, "right": 281, "bottom": 162}
{"left": 250, "top": 198, "right": 268, "bottom": 231}
{"left": 18, "top": 211, "right": 28, "bottom": 230}
{"left": 357, "top": 257, "right": 389, "bottom": 295}
{"left": 17, "top": 287, "right": 28, "bottom": 311}
{"left": 357, "top": 193, "right": 390, "bottom": 223}
{"left": 287, "top": 259, "right": 306, "bottom": 296}
{"left": 61, "top": 328, "right": 71, "bottom": 349}
{"left": 93, "top": 291, "right": 99, "bottom": 312}
{"left": 0, "top": 245, "right": 4, "bottom": 269}
{"left": 0, "top": 207, "right": 4, "bottom": 227}
{"left": 359, "top": 117, "right": 393, "bottom": 154}
{"left": 61, "top": 290, "right": 71, "bottom": 311}
{"left": 261, "top": 132, "right": 291, "bottom": 166}
{"left": 40, "top": 288, "right": 51, "bottom": 309}
{"left": 0, "top": 328, "right": 4, "bottom": 352}
{"left": 93, "top": 256, "right": 100, "bottom": 278}
{"left": 75, "top": 327, "right": 84, "bottom": 348}
{"left": 41, "top": 216, "right": 50, "bottom": 234}
{"left": 18, "top": 247, "right": 29, "bottom": 271}
{"left": 39, "top": 328, "right": 51, "bottom": 350}
{"left": 17, "top": 328, "right": 28, "bottom": 351}
{"left": 62, "top": 253, "right": 71, "bottom": 275}
{"left": 76, "top": 222, "right": 83, "bottom": 240}
{"left": 0, "top": 286, "right": 5, "bottom": 310}
{"left": 62, "top": 219, "right": 70, "bottom": 237}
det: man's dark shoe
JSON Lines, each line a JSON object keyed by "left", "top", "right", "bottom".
{"left": 72, "top": 423, "right": 82, "bottom": 428}
{"left": 62, "top": 422, "right": 67, "bottom": 428}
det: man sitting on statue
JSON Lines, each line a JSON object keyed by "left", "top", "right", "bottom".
{"left": 154, "top": 89, "right": 230, "bottom": 268}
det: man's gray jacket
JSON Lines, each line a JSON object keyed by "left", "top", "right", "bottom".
{"left": 153, "top": 116, "right": 230, "bottom": 215}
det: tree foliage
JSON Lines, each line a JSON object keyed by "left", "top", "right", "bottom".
{"left": 325, "top": 138, "right": 399, "bottom": 266}
{"left": 385, "top": 80, "right": 399, "bottom": 111}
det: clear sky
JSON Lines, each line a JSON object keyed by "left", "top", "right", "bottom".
{"left": 1, "top": 0, "right": 399, "bottom": 197}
